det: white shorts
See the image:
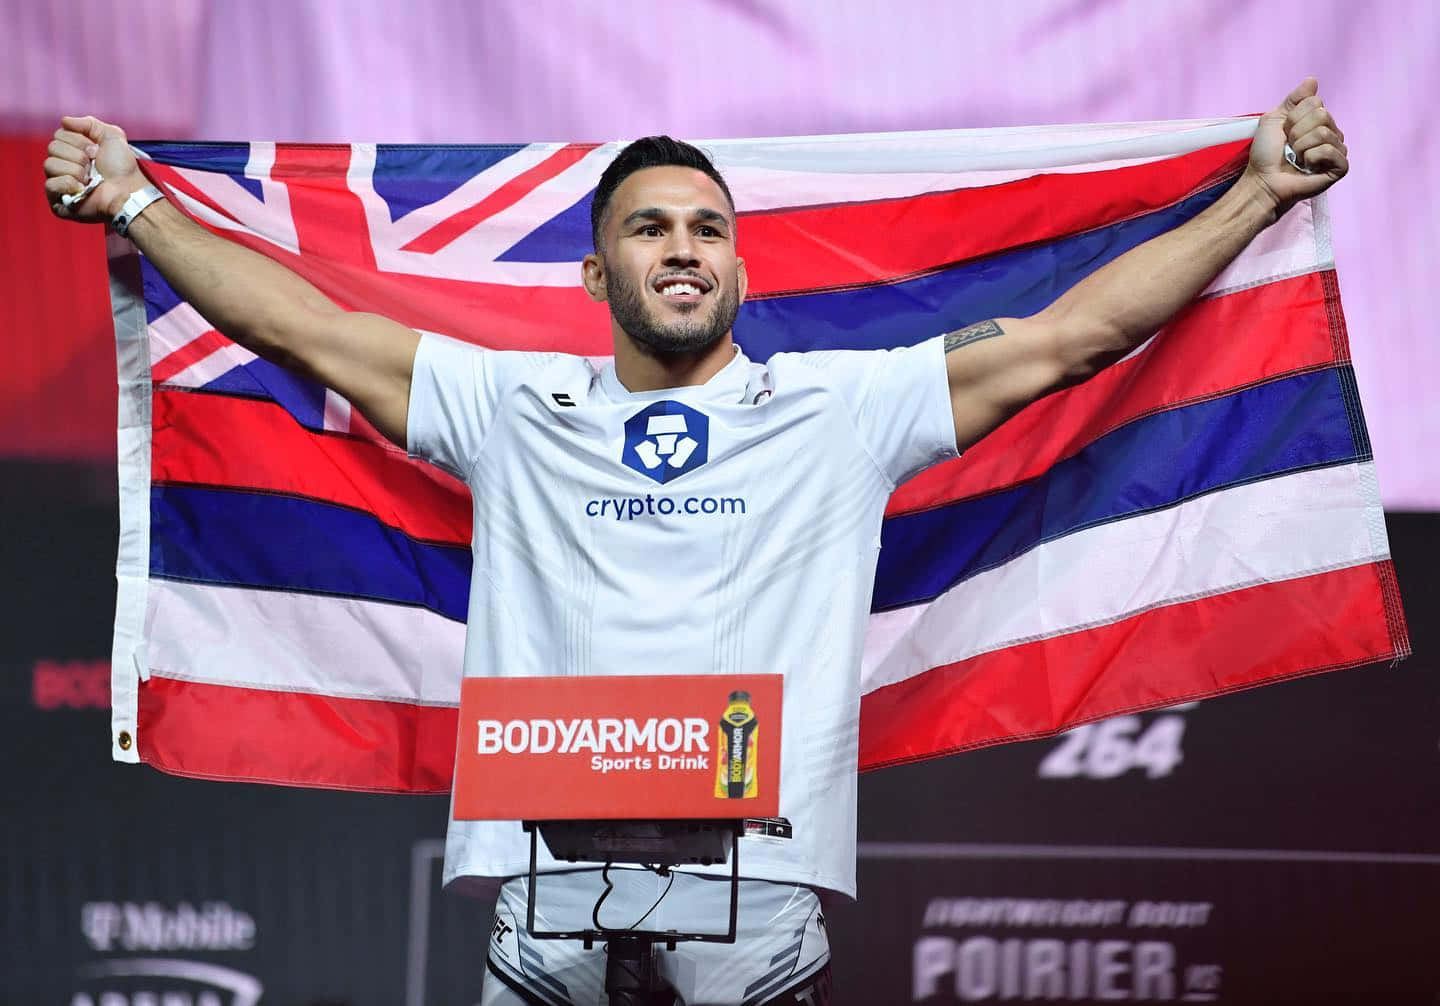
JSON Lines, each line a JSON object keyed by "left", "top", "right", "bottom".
{"left": 482, "top": 868, "right": 831, "bottom": 1006}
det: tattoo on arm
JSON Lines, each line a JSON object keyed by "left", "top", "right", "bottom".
{"left": 943, "top": 319, "right": 1005, "bottom": 353}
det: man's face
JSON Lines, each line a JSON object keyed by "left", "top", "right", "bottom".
{"left": 584, "top": 166, "right": 746, "bottom": 356}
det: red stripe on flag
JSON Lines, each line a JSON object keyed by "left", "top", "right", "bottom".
{"left": 271, "top": 144, "right": 378, "bottom": 269}
{"left": 138, "top": 677, "right": 458, "bottom": 793}
{"left": 740, "top": 140, "right": 1249, "bottom": 297}
{"left": 147, "top": 274, "right": 1338, "bottom": 540}
{"left": 139, "top": 155, "right": 609, "bottom": 350}
{"left": 401, "top": 144, "right": 599, "bottom": 255}
{"left": 857, "top": 561, "right": 1401, "bottom": 771}
{"left": 134, "top": 561, "right": 1405, "bottom": 793}
{"left": 139, "top": 160, "right": 246, "bottom": 227}
{"left": 887, "top": 270, "right": 1341, "bottom": 516}
{"left": 151, "top": 328, "right": 232, "bottom": 384}
{"left": 152, "top": 389, "right": 472, "bottom": 544}
{"left": 141, "top": 143, "right": 1248, "bottom": 351}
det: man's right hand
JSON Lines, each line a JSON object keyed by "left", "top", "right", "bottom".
{"left": 45, "top": 115, "right": 147, "bottom": 224}
{"left": 40, "top": 114, "right": 420, "bottom": 448}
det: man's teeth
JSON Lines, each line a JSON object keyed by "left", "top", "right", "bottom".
{"left": 660, "top": 282, "right": 701, "bottom": 296}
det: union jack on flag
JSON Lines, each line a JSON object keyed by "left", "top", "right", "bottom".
{"left": 107, "top": 119, "right": 1410, "bottom": 791}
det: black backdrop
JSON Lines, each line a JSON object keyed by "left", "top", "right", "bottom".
{"left": 2, "top": 468, "right": 1435, "bottom": 1005}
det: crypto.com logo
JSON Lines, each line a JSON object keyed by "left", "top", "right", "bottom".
{"left": 621, "top": 401, "right": 710, "bottom": 484}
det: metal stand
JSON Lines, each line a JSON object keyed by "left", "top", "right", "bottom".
{"left": 520, "top": 821, "right": 743, "bottom": 1003}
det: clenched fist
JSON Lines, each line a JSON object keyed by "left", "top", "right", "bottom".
{"left": 1247, "top": 77, "right": 1349, "bottom": 217}
{"left": 44, "top": 115, "right": 148, "bottom": 223}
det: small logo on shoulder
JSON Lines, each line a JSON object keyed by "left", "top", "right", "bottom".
{"left": 552, "top": 392, "right": 576, "bottom": 407}
{"left": 622, "top": 401, "right": 709, "bottom": 484}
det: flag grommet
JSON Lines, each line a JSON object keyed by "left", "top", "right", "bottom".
{"left": 117, "top": 731, "right": 132, "bottom": 751}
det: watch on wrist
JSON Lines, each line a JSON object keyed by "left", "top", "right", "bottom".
{"left": 112, "top": 184, "right": 166, "bottom": 237}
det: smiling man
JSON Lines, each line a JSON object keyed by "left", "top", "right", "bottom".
{"left": 45, "top": 79, "right": 1347, "bottom": 1005}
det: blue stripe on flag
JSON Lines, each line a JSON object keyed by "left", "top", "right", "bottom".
{"left": 496, "top": 188, "right": 595, "bottom": 262}
{"left": 142, "top": 258, "right": 186, "bottom": 324}
{"left": 733, "top": 179, "right": 1231, "bottom": 358}
{"left": 149, "top": 367, "right": 1357, "bottom": 621}
{"left": 134, "top": 142, "right": 264, "bottom": 200}
{"left": 142, "top": 254, "right": 328, "bottom": 428}
{"left": 150, "top": 486, "right": 472, "bottom": 622}
{"left": 872, "top": 367, "right": 1363, "bottom": 612}
{"left": 198, "top": 358, "right": 329, "bottom": 429}
{"left": 142, "top": 180, "right": 1231, "bottom": 427}
{"left": 373, "top": 144, "right": 527, "bottom": 223}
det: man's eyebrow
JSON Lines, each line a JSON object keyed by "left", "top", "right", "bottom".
{"left": 693, "top": 207, "right": 730, "bottom": 227}
{"left": 619, "top": 206, "right": 732, "bottom": 229}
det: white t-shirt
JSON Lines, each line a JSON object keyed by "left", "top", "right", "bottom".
{"left": 407, "top": 332, "right": 957, "bottom": 900}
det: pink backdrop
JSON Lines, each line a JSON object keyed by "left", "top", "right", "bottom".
{"left": 4, "top": 0, "right": 1435, "bottom": 506}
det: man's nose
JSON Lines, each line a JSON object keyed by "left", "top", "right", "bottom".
{"left": 662, "top": 228, "right": 699, "bottom": 266}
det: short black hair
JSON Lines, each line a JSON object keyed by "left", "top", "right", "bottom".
{"left": 590, "top": 135, "right": 736, "bottom": 250}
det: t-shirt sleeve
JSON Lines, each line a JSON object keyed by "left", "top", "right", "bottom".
{"left": 820, "top": 335, "right": 960, "bottom": 487}
{"left": 406, "top": 332, "right": 500, "bottom": 480}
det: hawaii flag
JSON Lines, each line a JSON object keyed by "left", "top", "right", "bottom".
{"left": 106, "top": 118, "right": 1409, "bottom": 791}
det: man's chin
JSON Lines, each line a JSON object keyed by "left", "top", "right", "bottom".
{"left": 628, "top": 325, "right": 726, "bottom": 357}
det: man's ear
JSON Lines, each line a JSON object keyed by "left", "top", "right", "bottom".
{"left": 581, "top": 252, "right": 608, "bottom": 303}
{"left": 737, "top": 257, "right": 748, "bottom": 305}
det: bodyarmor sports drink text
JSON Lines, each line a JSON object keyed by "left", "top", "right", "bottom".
{"left": 716, "top": 690, "right": 759, "bottom": 798}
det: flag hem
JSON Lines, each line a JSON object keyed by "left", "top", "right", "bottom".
{"left": 109, "top": 242, "right": 153, "bottom": 764}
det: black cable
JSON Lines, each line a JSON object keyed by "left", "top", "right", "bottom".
{"left": 626, "top": 866, "right": 675, "bottom": 931}
{"left": 590, "top": 861, "right": 676, "bottom": 931}
{"left": 592, "top": 860, "right": 617, "bottom": 931}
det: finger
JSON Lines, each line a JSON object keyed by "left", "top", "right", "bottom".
{"left": 45, "top": 177, "right": 81, "bottom": 218}
{"left": 47, "top": 138, "right": 88, "bottom": 163}
{"left": 45, "top": 174, "right": 84, "bottom": 197}
{"left": 1300, "top": 143, "right": 1348, "bottom": 175}
{"left": 1291, "top": 127, "right": 1346, "bottom": 158}
{"left": 1310, "top": 115, "right": 1343, "bottom": 144}
{"left": 1285, "top": 94, "right": 1326, "bottom": 130}
{"left": 1288, "top": 106, "right": 1339, "bottom": 141}
{"left": 53, "top": 128, "right": 93, "bottom": 149}
{"left": 1276, "top": 76, "right": 1319, "bottom": 114}
{"left": 43, "top": 155, "right": 88, "bottom": 182}
{"left": 59, "top": 114, "right": 122, "bottom": 145}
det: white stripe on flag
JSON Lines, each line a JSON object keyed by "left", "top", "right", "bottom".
{"left": 147, "top": 300, "right": 213, "bottom": 362}
{"left": 160, "top": 165, "right": 300, "bottom": 256}
{"left": 704, "top": 118, "right": 1258, "bottom": 173}
{"left": 322, "top": 388, "right": 352, "bottom": 433}
{"left": 145, "top": 580, "right": 465, "bottom": 705}
{"left": 141, "top": 463, "right": 1382, "bottom": 709}
{"left": 720, "top": 117, "right": 1257, "bottom": 211}
{"left": 157, "top": 341, "right": 257, "bottom": 389}
{"left": 860, "top": 461, "right": 1387, "bottom": 696}
{"left": 241, "top": 141, "right": 301, "bottom": 255}
{"left": 723, "top": 154, "right": 1176, "bottom": 211}
{"left": 1205, "top": 197, "right": 1331, "bottom": 298}
{"left": 147, "top": 301, "right": 256, "bottom": 387}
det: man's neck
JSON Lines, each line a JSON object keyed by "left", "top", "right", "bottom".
{"left": 611, "top": 331, "right": 736, "bottom": 392}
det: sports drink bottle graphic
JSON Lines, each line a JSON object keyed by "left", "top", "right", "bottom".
{"left": 715, "top": 690, "right": 759, "bottom": 799}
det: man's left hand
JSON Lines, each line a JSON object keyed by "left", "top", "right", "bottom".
{"left": 1247, "top": 76, "right": 1349, "bottom": 217}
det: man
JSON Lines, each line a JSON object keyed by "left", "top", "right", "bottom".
{"left": 45, "top": 78, "right": 1346, "bottom": 1005}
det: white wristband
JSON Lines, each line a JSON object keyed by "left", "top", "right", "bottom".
{"left": 112, "top": 184, "right": 165, "bottom": 237}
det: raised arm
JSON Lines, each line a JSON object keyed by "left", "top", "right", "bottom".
{"left": 943, "top": 78, "right": 1348, "bottom": 451}
{"left": 44, "top": 115, "right": 419, "bottom": 448}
